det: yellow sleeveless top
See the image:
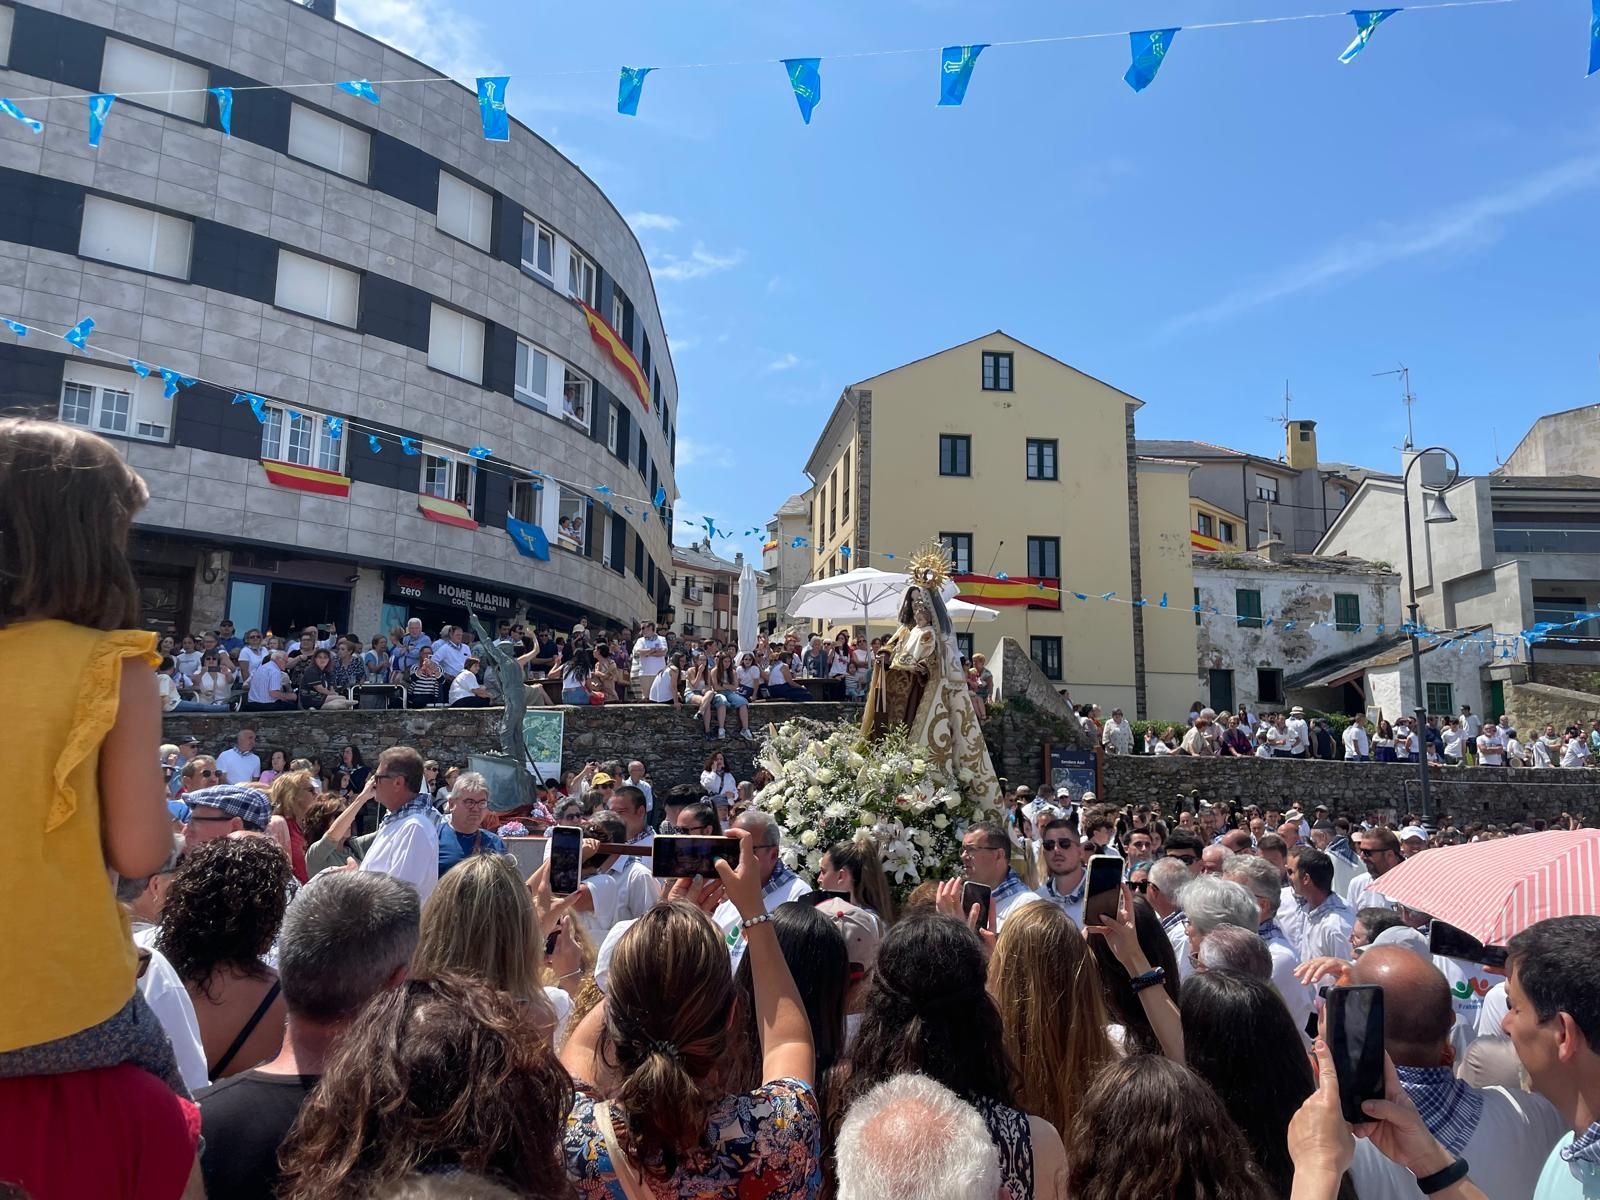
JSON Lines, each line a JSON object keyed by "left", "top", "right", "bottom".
{"left": 0, "top": 620, "right": 158, "bottom": 1052}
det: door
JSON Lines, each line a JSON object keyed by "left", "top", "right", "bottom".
{"left": 1208, "top": 669, "right": 1235, "bottom": 713}
{"left": 1488, "top": 680, "right": 1505, "bottom": 720}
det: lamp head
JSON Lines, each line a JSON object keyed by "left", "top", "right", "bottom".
{"left": 1423, "top": 492, "right": 1456, "bottom": 524}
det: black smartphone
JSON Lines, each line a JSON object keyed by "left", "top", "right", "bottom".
{"left": 650, "top": 834, "right": 741, "bottom": 879}
{"left": 961, "top": 881, "right": 992, "bottom": 928}
{"left": 1325, "top": 985, "right": 1386, "bottom": 1124}
{"left": 1083, "top": 854, "right": 1124, "bottom": 929}
{"left": 548, "top": 824, "right": 583, "bottom": 895}
{"left": 818, "top": 889, "right": 853, "bottom": 904}
{"left": 1429, "top": 921, "right": 1509, "bottom": 970}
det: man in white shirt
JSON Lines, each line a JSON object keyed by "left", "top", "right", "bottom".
{"left": 360, "top": 746, "right": 442, "bottom": 906}
{"left": 1342, "top": 714, "right": 1371, "bottom": 761}
{"left": 1346, "top": 946, "right": 1564, "bottom": 1200}
{"left": 606, "top": 784, "right": 657, "bottom": 848}
{"left": 1101, "top": 708, "right": 1133, "bottom": 756}
{"left": 1344, "top": 827, "right": 1402, "bottom": 911}
{"left": 1283, "top": 706, "right": 1311, "bottom": 758}
{"left": 214, "top": 728, "right": 261, "bottom": 784}
{"left": 630, "top": 621, "right": 668, "bottom": 697}
{"left": 586, "top": 809, "right": 660, "bottom": 931}
{"left": 713, "top": 811, "right": 814, "bottom": 969}
{"left": 243, "top": 651, "right": 296, "bottom": 712}
{"left": 431, "top": 625, "right": 469, "bottom": 678}
{"left": 1288, "top": 845, "right": 1356, "bottom": 961}
{"left": 1224, "top": 854, "right": 1314, "bottom": 1037}
{"left": 1460, "top": 705, "right": 1482, "bottom": 763}
{"left": 1476, "top": 717, "right": 1507, "bottom": 767}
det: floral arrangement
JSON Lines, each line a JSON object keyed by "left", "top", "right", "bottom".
{"left": 754, "top": 718, "right": 1002, "bottom": 889}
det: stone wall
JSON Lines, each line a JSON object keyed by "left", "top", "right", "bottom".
{"left": 1103, "top": 754, "right": 1600, "bottom": 823}
{"left": 1504, "top": 681, "right": 1600, "bottom": 735}
{"left": 1528, "top": 664, "right": 1600, "bottom": 697}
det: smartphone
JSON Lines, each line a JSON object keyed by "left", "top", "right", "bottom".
{"left": 961, "top": 881, "right": 992, "bottom": 928}
{"left": 548, "top": 824, "right": 583, "bottom": 895}
{"left": 1429, "top": 921, "right": 1509, "bottom": 970}
{"left": 818, "top": 889, "right": 853, "bottom": 904}
{"left": 1325, "top": 985, "right": 1386, "bottom": 1124}
{"left": 1082, "top": 854, "right": 1124, "bottom": 929}
{"left": 650, "top": 834, "right": 741, "bottom": 879}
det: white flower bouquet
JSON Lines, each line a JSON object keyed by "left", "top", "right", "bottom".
{"left": 754, "top": 719, "right": 1002, "bottom": 892}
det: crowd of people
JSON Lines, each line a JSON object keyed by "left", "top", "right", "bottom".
{"left": 8, "top": 418, "right": 1600, "bottom": 1200}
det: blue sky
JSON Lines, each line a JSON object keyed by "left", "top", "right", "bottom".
{"left": 340, "top": 0, "right": 1600, "bottom": 566}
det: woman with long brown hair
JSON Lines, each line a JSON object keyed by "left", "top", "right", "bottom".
{"left": 988, "top": 901, "right": 1116, "bottom": 1141}
{"left": 559, "top": 836, "right": 819, "bottom": 1198}
{"left": 277, "top": 973, "right": 572, "bottom": 1200}
{"left": 268, "top": 768, "right": 316, "bottom": 883}
{"left": 816, "top": 835, "right": 896, "bottom": 927}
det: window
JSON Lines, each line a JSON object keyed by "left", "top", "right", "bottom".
{"left": 1194, "top": 586, "right": 1203, "bottom": 627}
{"left": 637, "top": 429, "right": 647, "bottom": 478}
{"left": 100, "top": 39, "right": 207, "bottom": 121}
{"left": 1334, "top": 593, "right": 1361, "bottom": 632}
{"left": 1256, "top": 668, "right": 1285, "bottom": 705}
{"left": 982, "top": 351, "right": 1013, "bottom": 391}
{"left": 1236, "top": 588, "right": 1263, "bottom": 629}
{"left": 514, "top": 338, "right": 550, "bottom": 410}
{"left": 1031, "top": 636, "right": 1063, "bottom": 680}
{"left": 79, "top": 196, "right": 192, "bottom": 278}
{"left": 1254, "top": 473, "right": 1279, "bottom": 502}
{"left": 605, "top": 513, "right": 625, "bottom": 572}
{"left": 940, "top": 533, "right": 973, "bottom": 575}
{"left": 1026, "top": 438, "right": 1057, "bottom": 480}
{"left": 259, "top": 403, "right": 342, "bottom": 471}
{"left": 59, "top": 363, "right": 171, "bottom": 442}
{"left": 421, "top": 454, "right": 475, "bottom": 513}
{"left": 288, "top": 104, "right": 370, "bottom": 181}
{"left": 521, "top": 218, "right": 555, "bottom": 278}
{"left": 274, "top": 249, "right": 358, "bottom": 325}
{"left": 828, "top": 476, "right": 837, "bottom": 537}
{"left": 561, "top": 367, "right": 591, "bottom": 429}
{"left": 955, "top": 632, "right": 975, "bottom": 662}
{"left": 939, "top": 434, "right": 971, "bottom": 477}
{"left": 1219, "top": 520, "right": 1236, "bottom": 543}
{"left": 0, "top": 8, "right": 13, "bottom": 64}
{"left": 1208, "top": 669, "right": 1235, "bottom": 713}
{"left": 606, "top": 404, "right": 619, "bottom": 454}
{"left": 1028, "top": 536, "right": 1060, "bottom": 581}
{"left": 509, "top": 479, "right": 541, "bottom": 523}
{"left": 1425, "top": 682, "right": 1454, "bottom": 716}
{"left": 567, "top": 247, "right": 596, "bottom": 306}
{"left": 427, "top": 304, "right": 484, "bottom": 383}
{"left": 610, "top": 292, "right": 626, "bottom": 335}
{"left": 842, "top": 449, "right": 851, "bottom": 518}
{"left": 436, "top": 171, "right": 492, "bottom": 251}
{"left": 1196, "top": 513, "right": 1215, "bottom": 538}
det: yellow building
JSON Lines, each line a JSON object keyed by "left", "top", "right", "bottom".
{"left": 802, "top": 331, "right": 1196, "bottom": 718}
{"left": 1190, "top": 498, "right": 1245, "bottom": 553}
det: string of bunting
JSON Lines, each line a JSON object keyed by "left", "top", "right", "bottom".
{"left": 10, "top": 310, "right": 1596, "bottom": 653}
{"left": 0, "top": 0, "right": 1591, "bottom": 144}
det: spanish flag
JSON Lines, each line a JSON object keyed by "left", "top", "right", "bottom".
{"left": 418, "top": 494, "right": 478, "bottom": 530}
{"left": 952, "top": 573, "right": 1062, "bottom": 610}
{"left": 1192, "top": 529, "right": 1224, "bottom": 552}
{"left": 577, "top": 301, "right": 649, "bottom": 407}
{"left": 260, "top": 459, "right": 350, "bottom": 497}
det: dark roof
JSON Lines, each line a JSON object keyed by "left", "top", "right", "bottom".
{"left": 1488, "top": 475, "right": 1600, "bottom": 490}
{"left": 1135, "top": 438, "right": 1250, "bottom": 460}
{"left": 1286, "top": 626, "right": 1491, "bottom": 690}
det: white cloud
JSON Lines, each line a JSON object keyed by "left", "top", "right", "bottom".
{"left": 628, "top": 212, "right": 681, "bottom": 233}
{"left": 1163, "top": 152, "right": 1600, "bottom": 335}
{"left": 766, "top": 275, "right": 784, "bottom": 294}
{"left": 674, "top": 436, "right": 734, "bottom": 469}
{"left": 668, "top": 333, "right": 700, "bottom": 355}
{"left": 336, "top": 0, "right": 499, "bottom": 84}
{"left": 765, "top": 352, "right": 801, "bottom": 372}
{"left": 651, "top": 244, "right": 744, "bottom": 283}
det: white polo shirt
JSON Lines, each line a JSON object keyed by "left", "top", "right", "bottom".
{"left": 214, "top": 747, "right": 260, "bottom": 784}
{"left": 361, "top": 796, "right": 443, "bottom": 906}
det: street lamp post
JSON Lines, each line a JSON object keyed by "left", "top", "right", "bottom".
{"left": 1399, "top": 447, "right": 1459, "bottom": 824}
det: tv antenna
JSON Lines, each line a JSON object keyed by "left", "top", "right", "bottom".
{"left": 1373, "top": 365, "right": 1415, "bottom": 450}
{"left": 1267, "top": 381, "right": 1293, "bottom": 459}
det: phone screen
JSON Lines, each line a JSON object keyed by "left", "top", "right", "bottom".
{"left": 548, "top": 825, "right": 583, "bottom": 895}
{"left": 1326, "top": 984, "right": 1386, "bottom": 1124}
{"left": 961, "top": 881, "right": 992, "bottom": 929}
{"left": 1429, "top": 921, "right": 1509, "bottom": 969}
{"left": 1082, "top": 854, "right": 1124, "bottom": 929}
{"left": 650, "top": 835, "right": 741, "bottom": 879}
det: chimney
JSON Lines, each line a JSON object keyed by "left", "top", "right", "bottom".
{"left": 1286, "top": 419, "right": 1318, "bottom": 471}
{"left": 1256, "top": 538, "right": 1289, "bottom": 565}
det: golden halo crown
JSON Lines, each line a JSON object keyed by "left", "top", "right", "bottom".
{"left": 906, "top": 541, "right": 951, "bottom": 591}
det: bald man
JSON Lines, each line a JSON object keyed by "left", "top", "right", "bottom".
{"left": 1343, "top": 947, "right": 1563, "bottom": 1200}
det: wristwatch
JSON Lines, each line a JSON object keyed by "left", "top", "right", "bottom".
{"left": 1416, "top": 1157, "right": 1469, "bottom": 1195}
{"left": 1129, "top": 966, "right": 1167, "bottom": 993}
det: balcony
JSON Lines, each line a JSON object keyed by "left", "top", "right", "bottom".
{"left": 685, "top": 585, "right": 703, "bottom": 603}
{"left": 1494, "top": 524, "right": 1600, "bottom": 555}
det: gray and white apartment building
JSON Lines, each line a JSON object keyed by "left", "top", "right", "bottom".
{"left": 0, "top": 0, "right": 678, "bottom": 638}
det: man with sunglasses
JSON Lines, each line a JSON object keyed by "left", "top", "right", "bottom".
{"left": 1163, "top": 828, "right": 1205, "bottom": 878}
{"left": 1035, "top": 814, "right": 1086, "bottom": 928}
{"left": 1344, "top": 827, "right": 1403, "bottom": 913}
{"left": 183, "top": 783, "right": 270, "bottom": 849}
{"left": 175, "top": 754, "right": 220, "bottom": 801}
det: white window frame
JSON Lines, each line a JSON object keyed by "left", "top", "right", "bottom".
{"left": 436, "top": 170, "right": 492, "bottom": 251}
{"left": 58, "top": 363, "right": 172, "bottom": 443}
{"left": 274, "top": 248, "right": 359, "bottom": 326}
{"left": 561, "top": 365, "right": 591, "bottom": 430}
{"left": 606, "top": 404, "right": 619, "bottom": 454}
{"left": 421, "top": 453, "right": 475, "bottom": 513}
{"left": 567, "top": 245, "right": 596, "bottom": 306}
{"left": 514, "top": 338, "right": 551, "bottom": 411}
{"left": 1254, "top": 473, "right": 1280, "bottom": 502}
{"left": 557, "top": 486, "right": 586, "bottom": 551}
{"left": 258, "top": 404, "right": 344, "bottom": 472}
{"left": 288, "top": 103, "right": 370, "bottom": 182}
{"left": 79, "top": 195, "right": 192, "bottom": 279}
{"left": 99, "top": 38, "right": 208, "bottom": 122}
{"left": 427, "top": 303, "right": 485, "bottom": 384}
{"left": 0, "top": 8, "right": 14, "bottom": 66}
{"left": 610, "top": 292, "right": 625, "bottom": 334}
{"left": 521, "top": 217, "right": 555, "bottom": 280}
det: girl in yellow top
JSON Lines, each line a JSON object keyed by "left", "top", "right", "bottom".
{"left": 0, "top": 419, "right": 187, "bottom": 1091}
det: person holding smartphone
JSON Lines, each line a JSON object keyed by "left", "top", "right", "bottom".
{"left": 958, "top": 822, "right": 1040, "bottom": 932}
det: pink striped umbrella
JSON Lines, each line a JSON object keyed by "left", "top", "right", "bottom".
{"left": 1374, "top": 830, "right": 1600, "bottom": 945}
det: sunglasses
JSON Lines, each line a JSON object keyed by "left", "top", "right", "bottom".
{"left": 678, "top": 823, "right": 714, "bottom": 835}
{"left": 188, "top": 813, "right": 236, "bottom": 823}
{"left": 1040, "top": 838, "right": 1078, "bottom": 852}
{"left": 1129, "top": 880, "right": 1150, "bottom": 894}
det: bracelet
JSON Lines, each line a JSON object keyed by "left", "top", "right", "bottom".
{"left": 740, "top": 913, "right": 772, "bottom": 930}
{"left": 1129, "top": 966, "right": 1167, "bottom": 993}
{"left": 1416, "top": 1157, "right": 1469, "bottom": 1195}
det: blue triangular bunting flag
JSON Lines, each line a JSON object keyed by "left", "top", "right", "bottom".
{"left": 63, "top": 317, "right": 95, "bottom": 351}
{"left": 781, "top": 58, "right": 822, "bottom": 123}
{"left": 618, "top": 67, "right": 653, "bottom": 116}
{"left": 0, "top": 99, "right": 42, "bottom": 134}
{"left": 1339, "top": 9, "right": 1400, "bottom": 63}
{"left": 336, "top": 79, "right": 380, "bottom": 104}
{"left": 208, "top": 87, "right": 232, "bottom": 136}
{"left": 1125, "top": 29, "right": 1180, "bottom": 91}
{"left": 1589, "top": 0, "right": 1599, "bottom": 76}
{"left": 368, "top": 435, "right": 383, "bottom": 454}
{"left": 477, "top": 77, "right": 510, "bottom": 141}
{"left": 87, "top": 94, "right": 115, "bottom": 148}
{"left": 938, "top": 45, "right": 988, "bottom": 106}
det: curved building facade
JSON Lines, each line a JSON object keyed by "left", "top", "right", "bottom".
{"left": 0, "top": 0, "right": 677, "bottom": 637}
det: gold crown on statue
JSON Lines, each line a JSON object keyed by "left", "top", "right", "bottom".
{"left": 906, "top": 541, "right": 952, "bottom": 591}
